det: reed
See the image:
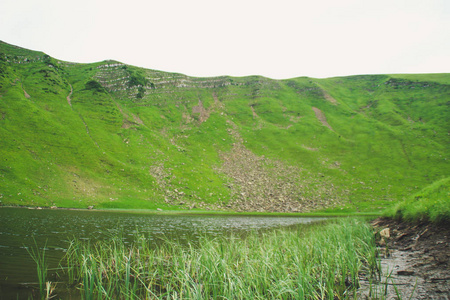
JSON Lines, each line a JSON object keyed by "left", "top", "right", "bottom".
{"left": 60, "top": 218, "right": 377, "bottom": 299}
{"left": 26, "top": 237, "right": 48, "bottom": 299}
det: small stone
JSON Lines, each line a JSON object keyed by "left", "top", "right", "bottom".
{"left": 380, "top": 228, "right": 390, "bottom": 238}
{"left": 397, "top": 270, "right": 414, "bottom": 276}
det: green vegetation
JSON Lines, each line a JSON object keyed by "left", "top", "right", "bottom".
{"left": 85, "top": 80, "right": 106, "bottom": 93}
{"left": 59, "top": 218, "right": 376, "bottom": 299}
{"left": 0, "top": 40, "right": 448, "bottom": 213}
{"left": 387, "top": 177, "right": 450, "bottom": 223}
{"left": 26, "top": 238, "right": 49, "bottom": 298}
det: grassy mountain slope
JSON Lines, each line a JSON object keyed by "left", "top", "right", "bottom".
{"left": 388, "top": 177, "right": 449, "bottom": 223}
{"left": 0, "top": 41, "right": 448, "bottom": 212}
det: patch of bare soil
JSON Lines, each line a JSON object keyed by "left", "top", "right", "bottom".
{"left": 321, "top": 89, "right": 338, "bottom": 105}
{"left": 22, "top": 84, "right": 31, "bottom": 99}
{"left": 192, "top": 100, "right": 209, "bottom": 122}
{"left": 358, "top": 218, "right": 450, "bottom": 299}
{"left": 312, "top": 107, "right": 334, "bottom": 131}
{"left": 191, "top": 93, "right": 224, "bottom": 124}
{"left": 250, "top": 105, "right": 258, "bottom": 118}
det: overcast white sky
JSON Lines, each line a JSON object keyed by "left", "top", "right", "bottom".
{"left": 1, "top": 0, "right": 449, "bottom": 79}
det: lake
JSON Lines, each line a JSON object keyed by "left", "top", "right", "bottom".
{"left": 0, "top": 207, "right": 324, "bottom": 299}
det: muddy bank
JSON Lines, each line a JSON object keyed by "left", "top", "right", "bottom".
{"left": 358, "top": 218, "right": 449, "bottom": 299}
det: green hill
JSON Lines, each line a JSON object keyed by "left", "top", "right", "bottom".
{"left": 0, "top": 41, "right": 448, "bottom": 212}
{"left": 388, "top": 177, "right": 450, "bottom": 223}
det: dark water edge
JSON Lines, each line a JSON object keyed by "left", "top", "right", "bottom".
{"left": 0, "top": 207, "right": 324, "bottom": 299}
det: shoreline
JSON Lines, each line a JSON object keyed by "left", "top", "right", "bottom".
{"left": 358, "top": 217, "right": 450, "bottom": 299}
{"left": 0, "top": 204, "right": 381, "bottom": 217}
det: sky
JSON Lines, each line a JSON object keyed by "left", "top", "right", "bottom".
{"left": 1, "top": 0, "right": 449, "bottom": 79}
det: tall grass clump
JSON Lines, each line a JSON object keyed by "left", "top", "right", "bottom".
{"left": 387, "top": 177, "right": 449, "bottom": 224}
{"left": 63, "top": 218, "right": 377, "bottom": 299}
{"left": 26, "top": 238, "right": 48, "bottom": 299}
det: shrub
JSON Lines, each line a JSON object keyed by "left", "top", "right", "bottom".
{"left": 85, "top": 80, "right": 105, "bottom": 93}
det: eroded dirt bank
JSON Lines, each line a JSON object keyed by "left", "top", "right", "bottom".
{"left": 358, "top": 218, "right": 449, "bottom": 299}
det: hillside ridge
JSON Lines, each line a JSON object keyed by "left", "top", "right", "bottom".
{"left": 0, "top": 41, "right": 449, "bottom": 212}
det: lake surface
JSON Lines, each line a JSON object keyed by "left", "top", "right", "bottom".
{"left": 0, "top": 207, "right": 324, "bottom": 299}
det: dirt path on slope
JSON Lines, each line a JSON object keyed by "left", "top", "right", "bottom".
{"left": 67, "top": 83, "right": 73, "bottom": 107}
{"left": 358, "top": 218, "right": 449, "bottom": 299}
